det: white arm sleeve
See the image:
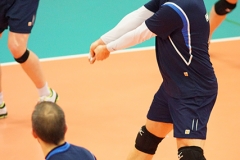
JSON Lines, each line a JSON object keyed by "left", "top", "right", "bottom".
{"left": 101, "top": 6, "right": 154, "bottom": 44}
{"left": 106, "top": 22, "right": 156, "bottom": 52}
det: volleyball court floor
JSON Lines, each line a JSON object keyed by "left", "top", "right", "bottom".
{"left": 0, "top": 38, "right": 239, "bottom": 160}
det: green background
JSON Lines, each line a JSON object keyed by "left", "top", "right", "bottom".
{"left": 0, "top": 0, "right": 239, "bottom": 63}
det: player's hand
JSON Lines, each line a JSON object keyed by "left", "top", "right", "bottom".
{"left": 94, "top": 45, "right": 110, "bottom": 61}
{"left": 89, "top": 49, "right": 96, "bottom": 64}
{"left": 89, "top": 39, "right": 105, "bottom": 64}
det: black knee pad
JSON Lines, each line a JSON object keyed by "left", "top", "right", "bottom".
{"left": 215, "top": 0, "right": 237, "bottom": 15}
{"left": 14, "top": 49, "right": 30, "bottom": 63}
{"left": 135, "top": 125, "right": 163, "bottom": 155}
{"left": 178, "top": 146, "right": 206, "bottom": 160}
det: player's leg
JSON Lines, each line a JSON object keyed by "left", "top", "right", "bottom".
{"left": 7, "top": 32, "right": 58, "bottom": 102}
{"left": 0, "top": 1, "right": 10, "bottom": 118}
{"left": 8, "top": 32, "right": 45, "bottom": 88}
{"left": 127, "top": 120, "right": 173, "bottom": 160}
{"left": 127, "top": 85, "right": 173, "bottom": 160}
{"left": 7, "top": 0, "right": 58, "bottom": 103}
{"left": 209, "top": 0, "right": 237, "bottom": 40}
{"left": 169, "top": 93, "right": 217, "bottom": 160}
{"left": 177, "top": 145, "right": 206, "bottom": 160}
{"left": 0, "top": 63, "right": 7, "bottom": 118}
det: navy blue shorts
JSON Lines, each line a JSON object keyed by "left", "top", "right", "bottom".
{"left": 0, "top": 0, "right": 40, "bottom": 33}
{"left": 147, "top": 85, "right": 217, "bottom": 139}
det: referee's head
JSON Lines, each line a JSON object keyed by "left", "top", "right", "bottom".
{"left": 31, "top": 101, "right": 67, "bottom": 145}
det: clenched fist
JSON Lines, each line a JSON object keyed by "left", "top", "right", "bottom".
{"left": 89, "top": 39, "right": 110, "bottom": 64}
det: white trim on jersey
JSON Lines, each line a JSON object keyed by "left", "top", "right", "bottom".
{"left": 101, "top": 6, "right": 154, "bottom": 45}
{"left": 106, "top": 22, "right": 156, "bottom": 52}
{"left": 169, "top": 36, "right": 193, "bottom": 66}
{"left": 164, "top": 2, "right": 193, "bottom": 66}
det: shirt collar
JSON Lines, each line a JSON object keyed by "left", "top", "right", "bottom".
{"left": 45, "top": 142, "right": 70, "bottom": 160}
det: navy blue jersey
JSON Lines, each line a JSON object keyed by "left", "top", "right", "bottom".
{"left": 144, "top": 0, "right": 218, "bottom": 98}
{"left": 46, "top": 142, "right": 96, "bottom": 160}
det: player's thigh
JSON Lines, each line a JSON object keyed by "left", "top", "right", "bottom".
{"left": 169, "top": 93, "right": 217, "bottom": 140}
{"left": 8, "top": 32, "right": 30, "bottom": 56}
{"left": 146, "top": 119, "right": 173, "bottom": 138}
{"left": 146, "top": 85, "right": 173, "bottom": 137}
{"left": 227, "top": 0, "right": 238, "bottom": 4}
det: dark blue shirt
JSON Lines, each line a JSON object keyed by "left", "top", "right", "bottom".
{"left": 46, "top": 142, "right": 96, "bottom": 160}
{"left": 144, "top": 0, "right": 218, "bottom": 98}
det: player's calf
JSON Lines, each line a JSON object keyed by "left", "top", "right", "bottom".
{"left": 178, "top": 146, "right": 206, "bottom": 160}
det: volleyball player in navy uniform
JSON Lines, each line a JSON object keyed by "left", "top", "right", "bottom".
{"left": 0, "top": 0, "right": 58, "bottom": 118}
{"left": 89, "top": 0, "right": 218, "bottom": 159}
{"left": 32, "top": 102, "right": 96, "bottom": 160}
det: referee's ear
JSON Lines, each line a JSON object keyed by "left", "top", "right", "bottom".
{"left": 32, "top": 129, "right": 38, "bottom": 138}
{"left": 64, "top": 124, "right": 68, "bottom": 134}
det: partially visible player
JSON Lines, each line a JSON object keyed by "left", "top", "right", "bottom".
{"left": 0, "top": 0, "right": 58, "bottom": 118}
{"left": 89, "top": 0, "right": 218, "bottom": 159}
{"left": 32, "top": 101, "right": 97, "bottom": 160}
{"left": 209, "top": 0, "right": 237, "bottom": 40}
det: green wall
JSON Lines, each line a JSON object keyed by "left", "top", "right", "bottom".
{"left": 0, "top": 0, "right": 239, "bottom": 63}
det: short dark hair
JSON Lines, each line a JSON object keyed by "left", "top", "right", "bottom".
{"left": 32, "top": 102, "right": 66, "bottom": 145}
